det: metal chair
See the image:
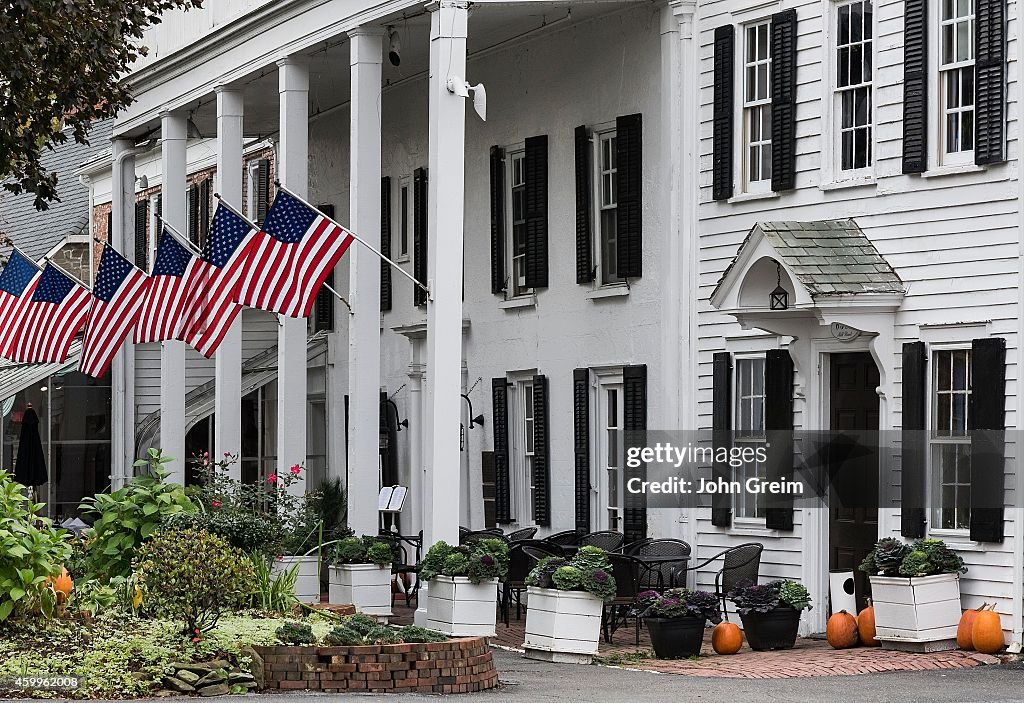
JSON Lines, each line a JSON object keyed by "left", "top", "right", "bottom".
{"left": 686, "top": 542, "right": 763, "bottom": 619}
{"left": 505, "top": 526, "right": 539, "bottom": 542}
{"left": 501, "top": 540, "right": 563, "bottom": 625}
{"left": 543, "top": 529, "right": 582, "bottom": 547}
{"left": 601, "top": 553, "right": 645, "bottom": 644}
{"left": 460, "top": 529, "right": 507, "bottom": 545}
{"left": 578, "top": 530, "right": 625, "bottom": 552}
{"left": 379, "top": 531, "right": 423, "bottom": 608}
{"left": 631, "top": 538, "right": 691, "bottom": 591}
{"left": 622, "top": 538, "right": 653, "bottom": 555}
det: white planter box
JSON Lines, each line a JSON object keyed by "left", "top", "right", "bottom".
{"left": 272, "top": 555, "right": 321, "bottom": 604}
{"left": 425, "top": 576, "right": 497, "bottom": 637}
{"left": 523, "top": 587, "right": 603, "bottom": 664}
{"left": 329, "top": 564, "right": 392, "bottom": 616}
{"left": 870, "top": 573, "right": 962, "bottom": 651}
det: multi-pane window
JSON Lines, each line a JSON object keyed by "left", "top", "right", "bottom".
{"left": 596, "top": 131, "right": 619, "bottom": 285}
{"left": 398, "top": 179, "right": 410, "bottom": 260}
{"left": 734, "top": 356, "right": 767, "bottom": 519}
{"left": 940, "top": 0, "right": 975, "bottom": 160}
{"left": 836, "top": 0, "right": 873, "bottom": 171}
{"left": 508, "top": 152, "right": 529, "bottom": 297}
{"left": 743, "top": 21, "right": 773, "bottom": 190}
{"left": 932, "top": 349, "right": 972, "bottom": 530}
{"left": 601, "top": 384, "right": 624, "bottom": 530}
{"left": 519, "top": 382, "right": 536, "bottom": 523}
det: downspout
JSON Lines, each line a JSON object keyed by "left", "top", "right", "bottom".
{"left": 1011, "top": 0, "right": 1024, "bottom": 653}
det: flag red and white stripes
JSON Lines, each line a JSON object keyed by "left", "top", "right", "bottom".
{"left": 0, "top": 250, "right": 43, "bottom": 360}
{"left": 234, "top": 190, "right": 353, "bottom": 317}
{"left": 135, "top": 228, "right": 205, "bottom": 344}
{"left": 79, "top": 245, "right": 150, "bottom": 378}
{"left": 9, "top": 264, "right": 91, "bottom": 364}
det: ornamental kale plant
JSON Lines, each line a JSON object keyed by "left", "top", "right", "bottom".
{"left": 639, "top": 587, "right": 723, "bottom": 623}
{"left": 524, "top": 556, "right": 567, "bottom": 589}
{"left": 777, "top": 580, "right": 812, "bottom": 611}
{"left": 420, "top": 539, "right": 509, "bottom": 583}
{"left": 859, "top": 537, "right": 966, "bottom": 578}
{"left": 730, "top": 580, "right": 812, "bottom": 614}
{"left": 331, "top": 535, "right": 395, "bottom": 567}
{"left": 525, "top": 547, "right": 617, "bottom": 601}
{"left": 859, "top": 537, "right": 910, "bottom": 576}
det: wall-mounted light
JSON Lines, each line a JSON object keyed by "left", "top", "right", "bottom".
{"left": 136, "top": 174, "right": 149, "bottom": 191}
{"left": 770, "top": 262, "right": 789, "bottom": 311}
{"left": 387, "top": 26, "right": 402, "bottom": 67}
{"left": 461, "top": 394, "right": 485, "bottom": 429}
{"left": 446, "top": 77, "right": 487, "bottom": 122}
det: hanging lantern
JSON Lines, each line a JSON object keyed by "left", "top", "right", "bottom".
{"left": 770, "top": 262, "right": 789, "bottom": 310}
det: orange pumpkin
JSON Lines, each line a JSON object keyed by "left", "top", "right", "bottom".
{"left": 957, "top": 603, "right": 988, "bottom": 650}
{"left": 712, "top": 622, "right": 743, "bottom": 655}
{"left": 46, "top": 567, "right": 73, "bottom": 601}
{"left": 857, "top": 603, "right": 878, "bottom": 646}
{"left": 826, "top": 610, "right": 860, "bottom": 649}
{"left": 972, "top": 608, "right": 1004, "bottom": 654}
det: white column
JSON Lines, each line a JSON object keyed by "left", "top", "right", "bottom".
{"left": 277, "top": 57, "right": 309, "bottom": 496}
{"left": 160, "top": 110, "right": 187, "bottom": 483}
{"left": 422, "top": 0, "right": 468, "bottom": 549}
{"left": 110, "top": 138, "right": 137, "bottom": 488}
{"left": 215, "top": 86, "right": 245, "bottom": 478}
{"left": 347, "top": 28, "right": 385, "bottom": 535}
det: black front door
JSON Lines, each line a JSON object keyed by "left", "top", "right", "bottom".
{"left": 828, "top": 352, "right": 879, "bottom": 612}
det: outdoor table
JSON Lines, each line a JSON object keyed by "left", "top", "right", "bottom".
{"left": 633, "top": 554, "right": 690, "bottom": 590}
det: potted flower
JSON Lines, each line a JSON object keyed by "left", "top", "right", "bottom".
{"left": 329, "top": 536, "right": 395, "bottom": 616}
{"left": 421, "top": 539, "right": 509, "bottom": 637}
{"left": 859, "top": 537, "right": 966, "bottom": 650}
{"left": 265, "top": 464, "right": 323, "bottom": 603}
{"left": 522, "top": 546, "right": 617, "bottom": 664}
{"left": 637, "top": 587, "right": 722, "bottom": 659}
{"left": 729, "top": 580, "right": 812, "bottom": 650}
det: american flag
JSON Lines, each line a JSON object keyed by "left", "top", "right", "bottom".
{"left": 135, "top": 227, "right": 204, "bottom": 344}
{"left": 9, "top": 263, "right": 91, "bottom": 364}
{"left": 183, "top": 203, "right": 258, "bottom": 358}
{"left": 234, "top": 190, "right": 353, "bottom": 318}
{"left": 0, "top": 250, "right": 43, "bottom": 359}
{"left": 79, "top": 245, "right": 150, "bottom": 378}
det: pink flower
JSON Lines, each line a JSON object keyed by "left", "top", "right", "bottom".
{"left": 267, "top": 474, "right": 278, "bottom": 484}
{"left": 211, "top": 500, "right": 222, "bottom": 509}
{"left": 289, "top": 464, "right": 302, "bottom": 476}
{"left": 224, "top": 452, "right": 231, "bottom": 458}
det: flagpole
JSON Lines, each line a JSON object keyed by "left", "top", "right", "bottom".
{"left": 153, "top": 213, "right": 204, "bottom": 257}
{"left": 92, "top": 238, "right": 150, "bottom": 276}
{"left": 271, "top": 180, "right": 431, "bottom": 300}
{"left": 211, "top": 193, "right": 352, "bottom": 313}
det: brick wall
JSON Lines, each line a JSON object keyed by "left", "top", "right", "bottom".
{"left": 252, "top": 637, "right": 499, "bottom": 694}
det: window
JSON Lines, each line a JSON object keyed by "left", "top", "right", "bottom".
{"left": 511, "top": 380, "right": 536, "bottom": 523}
{"left": 734, "top": 356, "right": 767, "bottom": 519}
{"left": 931, "top": 348, "right": 971, "bottom": 530}
{"left": 246, "top": 162, "right": 260, "bottom": 222}
{"left": 939, "top": 0, "right": 975, "bottom": 163}
{"left": 595, "top": 375, "right": 625, "bottom": 530}
{"left": 835, "top": 0, "right": 873, "bottom": 172}
{"left": 507, "top": 151, "right": 530, "bottom": 297}
{"left": 594, "top": 130, "right": 619, "bottom": 285}
{"left": 397, "top": 176, "right": 410, "bottom": 261}
{"left": 743, "top": 21, "right": 773, "bottom": 191}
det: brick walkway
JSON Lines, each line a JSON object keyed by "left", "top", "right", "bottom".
{"left": 389, "top": 605, "right": 999, "bottom": 678}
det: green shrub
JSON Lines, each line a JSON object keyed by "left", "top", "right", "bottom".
{"left": 0, "top": 470, "right": 72, "bottom": 620}
{"left": 398, "top": 625, "right": 447, "bottom": 643}
{"left": 132, "top": 528, "right": 254, "bottom": 634}
{"left": 321, "top": 625, "right": 364, "bottom": 646}
{"left": 365, "top": 541, "right": 395, "bottom": 567}
{"left": 163, "top": 511, "right": 277, "bottom": 554}
{"left": 80, "top": 455, "right": 195, "bottom": 580}
{"left": 275, "top": 621, "right": 316, "bottom": 645}
{"left": 364, "top": 626, "right": 402, "bottom": 645}
{"left": 333, "top": 536, "right": 367, "bottom": 564}
{"left": 343, "top": 613, "right": 380, "bottom": 637}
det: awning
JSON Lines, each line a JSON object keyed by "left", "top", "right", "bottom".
{"left": 0, "top": 340, "right": 83, "bottom": 404}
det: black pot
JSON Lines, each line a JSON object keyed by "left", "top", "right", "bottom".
{"left": 645, "top": 616, "right": 706, "bottom": 659}
{"left": 738, "top": 607, "right": 802, "bottom": 650}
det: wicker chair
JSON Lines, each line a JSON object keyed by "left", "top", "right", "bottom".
{"left": 686, "top": 542, "right": 763, "bottom": 618}
{"left": 460, "top": 529, "right": 507, "bottom": 545}
{"left": 601, "top": 553, "right": 645, "bottom": 644}
{"left": 506, "top": 526, "right": 539, "bottom": 542}
{"left": 501, "top": 540, "right": 563, "bottom": 625}
{"left": 577, "top": 530, "right": 625, "bottom": 553}
{"left": 543, "top": 529, "right": 582, "bottom": 547}
{"left": 631, "top": 538, "right": 691, "bottom": 591}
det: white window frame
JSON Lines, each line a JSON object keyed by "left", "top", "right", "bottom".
{"left": 396, "top": 175, "right": 411, "bottom": 262}
{"left": 245, "top": 161, "right": 261, "bottom": 223}
{"left": 148, "top": 194, "right": 160, "bottom": 270}
{"left": 931, "top": 0, "right": 976, "bottom": 167}
{"left": 508, "top": 374, "right": 537, "bottom": 525}
{"left": 733, "top": 353, "right": 768, "bottom": 521}
{"left": 831, "top": 0, "right": 875, "bottom": 178}
{"left": 591, "top": 124, "right": 622, "bottom": 287}
{"left": 737, "top": 19, "right": 774, "bottom": 195}
{"left": 505, "top": 145, "right": 532, "bottom": 299}
{"left": 591, "top": 368, "right": 625, "bottom": 531}
{"left": 928, "top": 344, "right": 973, "bottom": 535}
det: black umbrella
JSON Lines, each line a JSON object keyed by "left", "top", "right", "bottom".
{"left": 15, "top": 404, "right": 47, "bottom": 487}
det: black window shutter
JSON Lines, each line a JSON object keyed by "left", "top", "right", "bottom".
{"left": 187, "top": 182, "right": 199, "bottom": 245}
{"left": 764, "top": 349, "right": 795, "bottom": 530}
{"left": 573, "top": 368, "right": 591, "bottom": 532}
{"left": 770, "top": 10, "right": 798, "bottom": 192}
{"left": 969, "top": 337, "right": 1006, "bottom": 542}
{"left": 199, "top": 178, "right": 211, "bottom": 242}
{"left": 711, "top": 351, "right": 733, "bottom": 527}
{"left": 492, "top": 377, "right": 511, "bottom": 524}
{"left": 712, "top": 25, "right": 735, "bottom": 201}
{"left": 380, "top": 177, "right": 392, "bottom": 312}
{"left": 901, "top": 342, "right": 927, "bottom": 537}
{"left": 533, "top": 374, "right": 551, "bottom": 526}
{"left": 156, "top": 194, "right": 162, "bottom": 218}
{"left": 105, "top": 210, "right": 112, "bottom": 242}
{"left": 523, "top": 135, "right": 548, "bottom": 289}
{"left": 313, "top": 204, "right": 336, "bottom": 333}
{"left": 902, "top": 0, "right": 929, "bottom": 174}
{"left": 256, "top": 158, "right": 270, "bottom": 224}
{"left": 489, "top": 146, "right": 506, "bottom": 295}
{"left": 616, "top": 113, "right": 643, "bottom": 279}
{"left": 574, "top": 126, "right": 594, "bottom": 284}
{"left": 134, "top": 199, "right": 149, "bottom": 269}
{"left": 623, "top": 364, "right": 647, "bottom": 544}
{"left": 413, "top": 167, "right": 428, "bottom": 306}
{"left": 974, "top": 0, "right": 1006, "bottom": 165}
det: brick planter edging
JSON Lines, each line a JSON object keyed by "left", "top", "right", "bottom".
{"left": 251, "top": 638, "right": 499, "bottom": 694}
